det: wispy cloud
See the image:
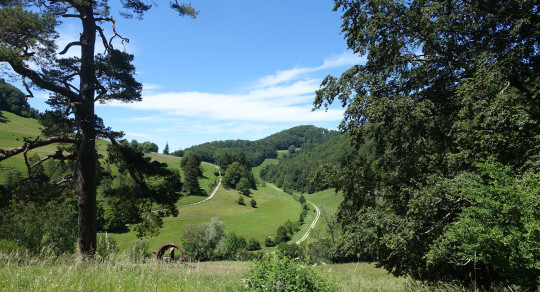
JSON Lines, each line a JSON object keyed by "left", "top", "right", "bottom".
{"left": 255, "top": 51, "right": 364, "bottom": 88}
{"left": 101, "top": 51, "right": 364, "bottom": 125}
{"left": 98, "top": 50, "right": 366, "bottom": 148}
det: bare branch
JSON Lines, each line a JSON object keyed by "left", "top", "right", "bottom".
{"left": 6, "top": 61, "right": 79, "bottom": 102}
{"left": 58, "top": 41, "right": 82, "bottom": 55}
{"left": 21, "top": 76, "right": 34, "bottom": 100}
{"left": 95, "top": 25, "right": 110, "bottom": 53}
{"left": 24, "top": 143, "right": 31, "bottom": 177}
{"left": 30, "top": 149, "right": 77, "bottom": 170}
{"left": 0, "top": 136, "right": 77, "bottom": 162}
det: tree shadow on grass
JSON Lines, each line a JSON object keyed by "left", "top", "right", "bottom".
{"left": 0, "top": 112, "right": 9, "bottom": 123}
{"left": 185, "top": 187, "right": 208, "bottom": 197}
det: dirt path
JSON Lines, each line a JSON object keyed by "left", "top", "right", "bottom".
{"left": 267, "top": 183, "right": 321, "bottom": 245}
{"left": 186, "top": 175, "right": 221, "bottom": 206}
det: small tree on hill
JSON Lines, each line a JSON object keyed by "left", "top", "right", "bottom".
{"left": 237, "top": 177, "right": 251, "bottom": 196}
{"left": 181, "top": 152, "right": 202, "bottom": 195}
{"left": 163, "top": 142, "right": 169, "bottom": 155}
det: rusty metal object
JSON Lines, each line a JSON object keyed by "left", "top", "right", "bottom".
{"left": 152, "top": 242, "right": 183, "bottom": 262}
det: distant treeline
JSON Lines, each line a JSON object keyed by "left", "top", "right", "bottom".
{"left": 261, "top": 133, "right": 356, "bottom": 194}
{"left": 0, "top": 79, "right": 39, "bottom": 119}
{"left": 185, "top": 125, "right": 340, "bottom": 169}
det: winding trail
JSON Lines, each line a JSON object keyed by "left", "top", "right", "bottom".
{"left": 153, "top": 167, "right": 221, "bottom": 213}
{"left": 267, "top": 183, "right": 321, "bottom": 245}
{"left": 186, "top": 175, "right": 221, "bottom": 206}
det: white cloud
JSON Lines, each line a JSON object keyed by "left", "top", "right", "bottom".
{"left": 125, "top": 132, "right": 153, "bottom": 139}
{"left": 99, "top": 52, "right": 361, "bottom": 126}
{"left": 321, "top": 51, "right": 365, "bottom": 69}
{"left": 255, "top": 51, "right": 364, "bottom": 88}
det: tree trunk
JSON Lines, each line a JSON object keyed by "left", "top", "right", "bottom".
{"left": 76, "top": 4, "right": 97, "bottom": 258}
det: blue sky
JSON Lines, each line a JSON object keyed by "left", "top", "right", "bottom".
{"left": 24, "top": 1, "right": 363, "bottom": 152}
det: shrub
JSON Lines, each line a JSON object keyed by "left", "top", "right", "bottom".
{"left": 246, "top": 238, "right": 261, "bottom": 251}
{"left": 284, "top": 219, "right": 299, "bottom": 236}
{"left": 220, "top": 232, "right": 246, "bottom": 259}
{"left": 250, "top": 199, "right": 256, "bottom": 208}
{"left": 236, "top": 177, "right": 251, "bottom": 196}
{"left": 236, "top": 196, "right": 245, "bottom": 205}
{"left": 243, "top": 254, "right": 337, "bottom": 291}
{"left": 182, "top": 218, "right": 226, "bottom": 261}
{"left": 275, "top": 225, "right": 289, "bottom": 243}
{"left": 129, "top": 239, "right": 149, "bottom": 263}
{"left": 96, "top": 233, "right": 119, "bottom": 261}
{"left": 277, "top": 242, "right": 303, "bottom": 258}
{"left": 264, "top": 236, "right": 275, "bottom": 247}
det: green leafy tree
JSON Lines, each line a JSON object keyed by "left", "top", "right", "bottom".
{"left": 246, "top": 238, "right": 261, "bottom": 251}
{"left": 219, "top": 232, "right": 246, "bottom": 259}
{"left": 222, "top": 161, "right": 256, "bottom": 190}
{"left": 236, "top": 177, "right": 251, "bottom": 196}
{"left": 0, "top": 0, "right": 197, "bottom": 258}
{"left": 287, "top": 144, "right": 296, "bottom": 154}
{"left": 250, "top": 198, "right": 257, "bottom": 208}
{"left": 236, "top": 196, "right": 245, "bottom": 205}
{"left": 314, "top": 0, "right": 539, "bottom": 288}
{"left": 275, "top": 225, "right": 289, "bottom": 244}
{"left": 182, "top": 218, "right": 226, "bottom": 261}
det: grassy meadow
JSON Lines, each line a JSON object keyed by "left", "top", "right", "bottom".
{"left": 110, "top": 184, "right": 302, "bottom": 251}
{"left": 0, "top": 252, "right": 436, "bottom": 292}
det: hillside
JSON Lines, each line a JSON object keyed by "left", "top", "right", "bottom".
{"left": 184, "top": 125, "right": 340, "bottom": 168}
{"left": 260, "top": 133, "right": 353, "bottom": 193}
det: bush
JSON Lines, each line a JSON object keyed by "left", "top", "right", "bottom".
{"left": 236, "top": 196, "right": 245, "bottom": 205}
{"left": 277, "top": 242, "right": 303, "bottom": 259}
{"left": 96, "top": 233, "right": 119, "bottom": 261}
{"left": 284, "top": 219, "right": 299, "bottom": 236}
{"left": 264, "top": 236, "right": 275, "bottom": 247}
{"left": 246, "top": 238, "right": 261, "bottom": 251}
{"left": 129, "top": 239, "right": 149, "bottom": 263}
{"left": 220, "top": 232, "right": 246, "bottom": 259}
{"left": 250, "top": 199, "right": 256, "bottom": 208}
{"left": 243, "top": 254, "right": 337, "bottom": 291}
{"left": 182, "top": 218, "right": 226, "bottom": 261}
{"left": 275, "top": 225, "right": 289, "bottom": 243}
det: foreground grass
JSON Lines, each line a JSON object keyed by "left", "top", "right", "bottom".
{"left": 0, "top": 258, "right": 247, "bottom": 291}
{"left": 0, "top": 252, "right": 440, "bottom": 292}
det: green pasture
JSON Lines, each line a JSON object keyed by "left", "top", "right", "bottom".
{"left": 0, "top": 111, "right": 59, "bottom": 175}
{"left": 305, "top": 188, "right": 343, "bottom": 212}
{"left": 251, "top": 157, "right": 278, "bottom": 178}
{"left": 110, "top": 184, "right": 302, "bottom": 251}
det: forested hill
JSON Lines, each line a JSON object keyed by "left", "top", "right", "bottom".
{"left": 260, "top": 133, "right": 352, "bottom": 194}
{"left": 185, "top": 125, "right": 340, "bottom": 168}
{"left": 0, "top": 79, "right": 39, "bottom": 119}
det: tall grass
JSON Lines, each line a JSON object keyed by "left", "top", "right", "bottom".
{"left": 0, "top": 250, "right": 468, "bottom": 292}
{"left": 0, "top": 251, "right": 247, "bottom": 291}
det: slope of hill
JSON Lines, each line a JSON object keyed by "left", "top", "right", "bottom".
{"left": 0, "top": 111, "right": 62, "bottom": 175}
{"left": 260, "top": 133, "right": 352, "bottom": 193}
{"left": 184, "top": 125, "right": 340, "bottom": 168}
{"left": 109, "top": 184, "right": 302, "bottom": 251}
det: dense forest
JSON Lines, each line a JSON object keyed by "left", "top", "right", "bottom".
{"left": 0, "top": 79, "right": 39, "bottom": 119}
{"left": 260, "top": 133, "right": 355, "bottom": 194}
{"left": 185, "top": 125, "right": 339, "bottom": 168}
